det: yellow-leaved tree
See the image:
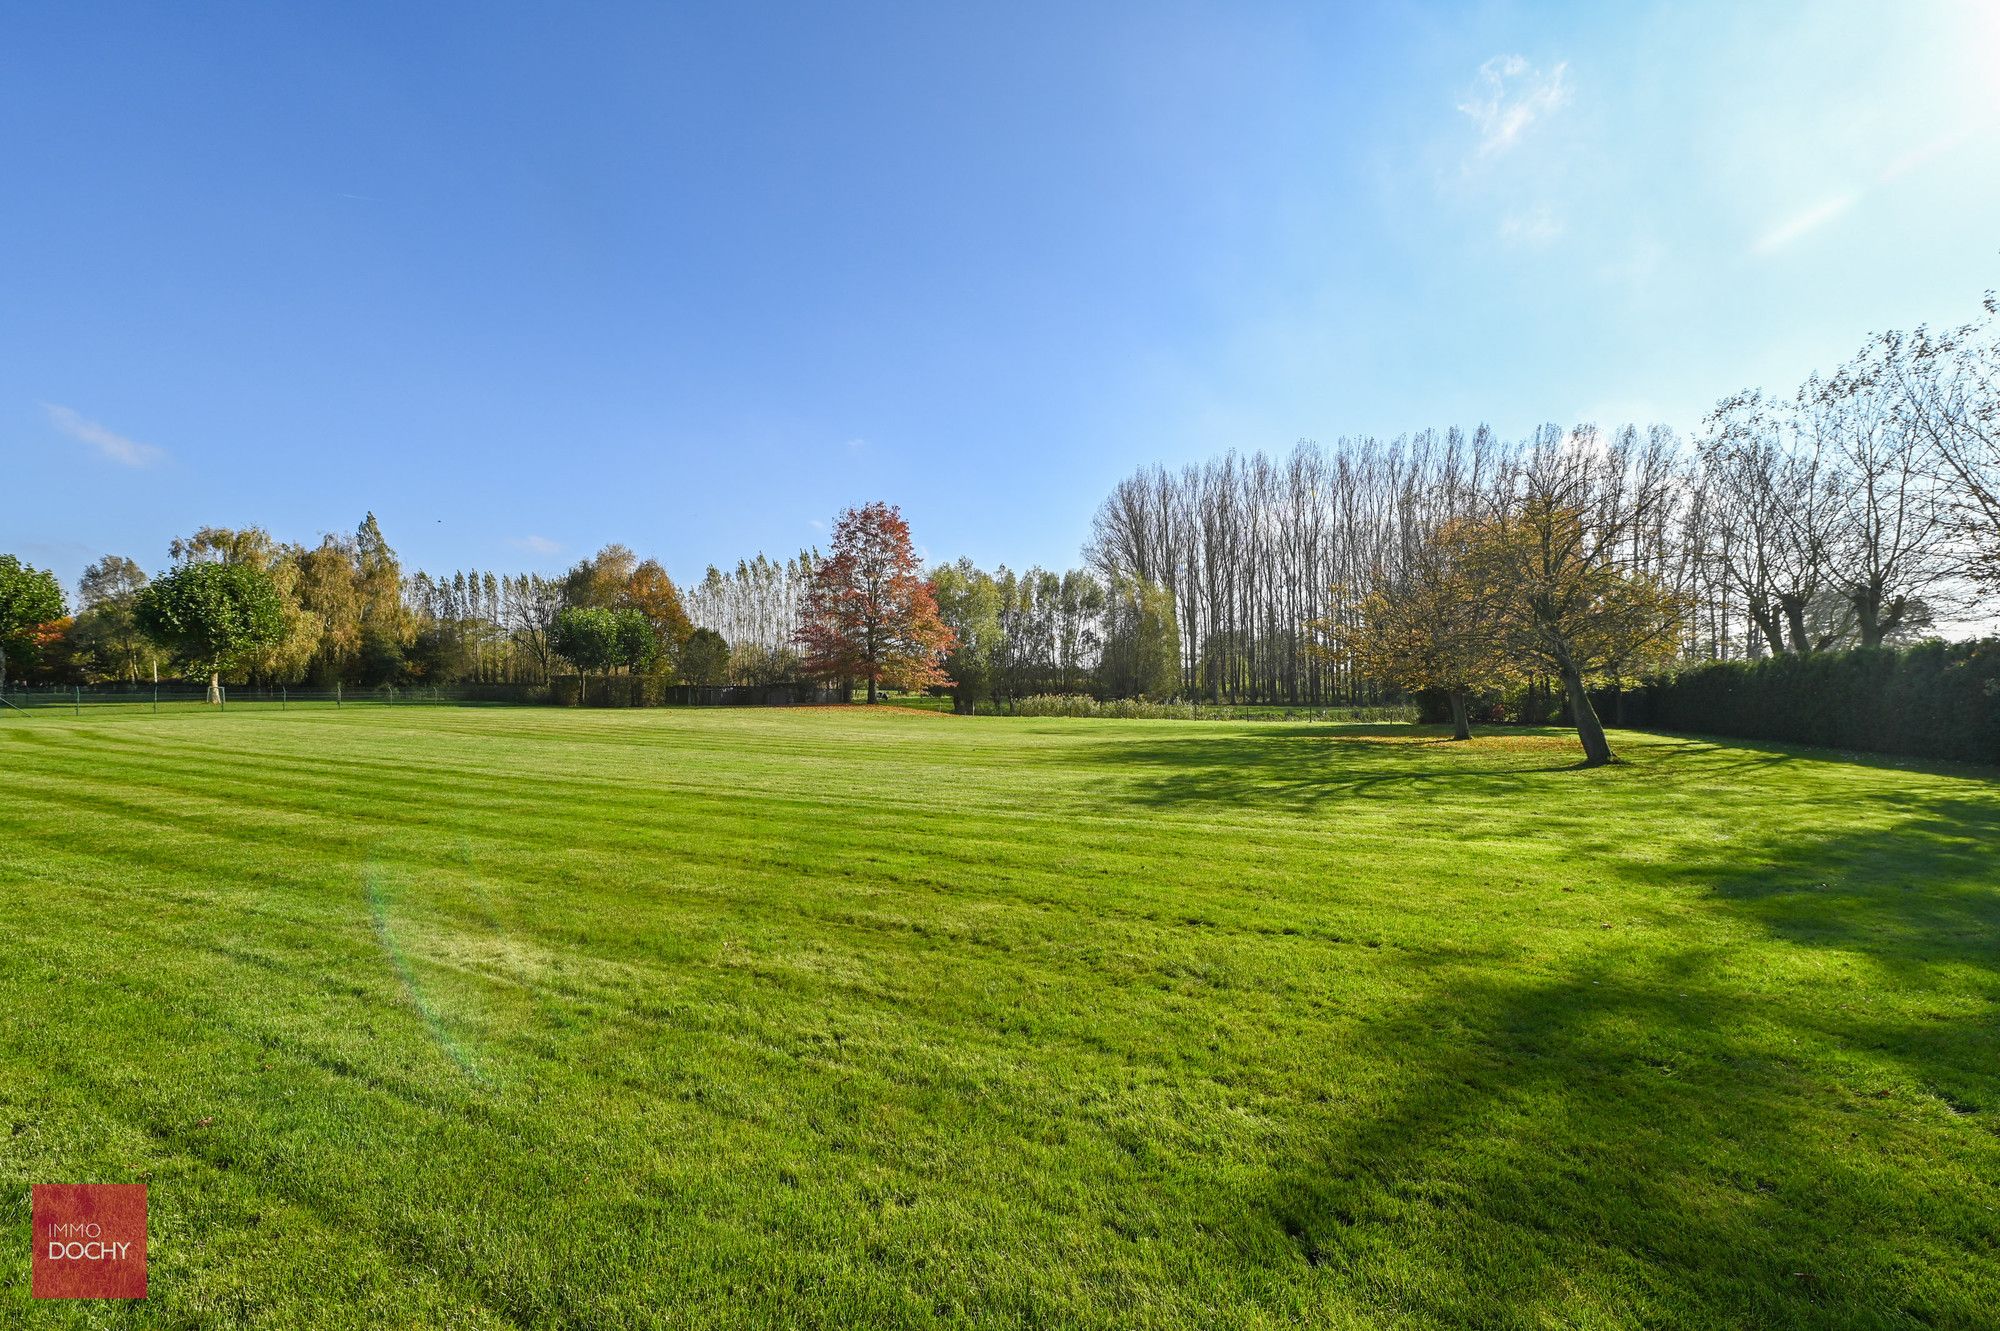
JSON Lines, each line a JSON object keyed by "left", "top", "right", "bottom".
{"left": 1462, "top": 427, "right": 1691, "bottom": 766}
{"left": 1331, "top": 518, "right": 1516, "bottom": 740}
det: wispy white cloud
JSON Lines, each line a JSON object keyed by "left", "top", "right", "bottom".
{"left": 1498, "top": 205, "right": 1564, "bottom": 244}
{"left": 1876, "top": 128, "right": 1970, "bottom": 183}
{"left": 510, "top": 534, "right": 561, "bottom": 555}
{"left": 1752, "top": 192, "right": 1858, "bottom": 255}
{"left": 1459, "top": 55, "right": 1570, "bottom": 157}
{"left": 44, "top": 403, "right": 164, "bottom": 467}
{"left": 1752, "top": 128, "right": 1974, "bottom": 258}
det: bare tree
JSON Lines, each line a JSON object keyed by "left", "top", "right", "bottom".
{"left": 1698, "top": 390, "right": 1855, "bottom": 652}
{"left": 1810, "top": 360, "right": 1956, "bottom": 646}
{"left": 507, "top": 574, "right": 563, "bottom": 684}
{"left": 1860, "top": 297, "right": 2000, "bottom": 594}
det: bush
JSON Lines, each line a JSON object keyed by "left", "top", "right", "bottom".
{"left": 1002, "top": 695, "right": 1418, "bottom": 723}
{"left": 1009, "top": 695, "right": 1195, "bottom": 719}
{"left": 1638, "top": 640, "right": 2000, "bottom": 765}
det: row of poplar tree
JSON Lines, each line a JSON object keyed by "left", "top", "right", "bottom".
{"left": 1087, "top": 290, "right": 2000, "bottom": 706}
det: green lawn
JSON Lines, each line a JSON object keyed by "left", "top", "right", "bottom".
{"left": 3, "top": 707, "right": 1997, "bottom": 1328}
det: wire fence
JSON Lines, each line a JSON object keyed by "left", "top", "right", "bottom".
{"left": 0, "top": 683, "right": 1409, "bottom": 723}
{"left": 0, "top": 681, "right": 847, "bottom": 717}
{"left": 0, "top": 683, "right": 482, "bottom": 717}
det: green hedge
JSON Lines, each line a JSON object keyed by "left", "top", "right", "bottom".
{"left": 1636, "top": 640, "right": 2000, "bottom": 765}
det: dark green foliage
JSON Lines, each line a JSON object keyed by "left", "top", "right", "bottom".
{"left": 0, "top": 553, "right": 68, "bottom": 633}
{"left": 549, "top": 606, "right": 623, "bottom": 676}
{"left": 133, "top": 561, "right": 287, "bottom": 678}
{"left": 357, "top": 626, "right": 409, "bottom": 686}
{"left": 612, "top": 608, "right": 660, "bottom": 673}
{"left": 1641, "top": 640, "right": 2000, "bottom": 764}
{"left": 0, "top": 552, "right": 69, "bottom": 686}
{"left": 679, "top": 627, "right": 729, "bottom": 685}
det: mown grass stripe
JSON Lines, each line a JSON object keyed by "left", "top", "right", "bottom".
{"left": 3, "top": 707, "right": 1996, "bottom": 1328}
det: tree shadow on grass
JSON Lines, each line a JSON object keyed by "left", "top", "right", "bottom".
{"left": 1226, "top": 779, "right": 2000, "bottom": 1326}
{"left": 1240, "top": 950, "right": 1997, "bottom": 1328}
{"left": 1057, "top": 723, "right": 1986, "bottom": 817}
{"left": 1050, "top": 725, "right": 2000, "bottom": 1321}
{"left": 1644, "top": 790, "right": 2000, "bottom": 993}
{"left": 1627, "top": 728, "right": 2000, "bottom": 784}
{"left": 1057, "top": 726, "right": 1603, "bottom": 814}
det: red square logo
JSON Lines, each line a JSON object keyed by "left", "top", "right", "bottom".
{"left": 31, "top": 1184, "right": 147, "bottom": 1300}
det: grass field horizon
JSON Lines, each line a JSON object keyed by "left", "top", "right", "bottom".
{"left": 5, "top": 706, "right": 1998, "bottom": 1327}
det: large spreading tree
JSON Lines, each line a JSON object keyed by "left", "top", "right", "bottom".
{"left": 797, "top": 502, "right": 955, "bottom": 703}
{"left": 622, "top": 559, "right": 693, "bottom": 646}
{"left": 1465, "top": 428, "right": 1690, "bottom": 765}
{"left": 1335, "top": 519, "right": 1514, "bottom": 740}
{"left": 0, "top": 554, "right": 67, "bottom": 692}
{"left": 134, "top": 561, "right": 287, "bottom": 703}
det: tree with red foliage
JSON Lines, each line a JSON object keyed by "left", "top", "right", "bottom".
{"left": 797, "top": 502, "right": 956, "bottom": 702}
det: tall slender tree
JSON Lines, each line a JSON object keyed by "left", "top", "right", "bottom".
{"left": 931, "top": 558, "right": 1003, "bottom": 712}
{"left": 71, "top": 555, "right": 150, "bottom": 681}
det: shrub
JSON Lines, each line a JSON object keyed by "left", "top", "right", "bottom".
{"left": 1003, "top": 695, "right": 1417, "bottom": 723}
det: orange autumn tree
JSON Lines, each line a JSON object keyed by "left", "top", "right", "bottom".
{"left": 621, "top": 558, "right": 694, "bottom": 661}
{"left": 797, "top": 502, "right": 955, "bottom": 702}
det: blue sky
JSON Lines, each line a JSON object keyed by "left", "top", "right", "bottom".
{"left": 6, "top": 1, "right": 1998, "bottom": 593}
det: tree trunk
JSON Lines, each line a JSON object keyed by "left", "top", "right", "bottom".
{"left": 1853, "top": 592, "right": 1882, "bottom": 648}
{"left": 1447, "top": 689, "right": 1471, "bottom": 741}
{"left": 867, "top": 676, "right": 879, "bottom": 704}
{"left": 1780, "top": 595, "right": 1812, "bottom": 654}
{"left": 1750, "top": 604, "right": 1786, "bottom": 657}
{"left": 1851, "top": 576, "right": 1889, "bottom": 648}
{"left": 1558, "top": 666, "right": 1615, "bottom": 766}
{"left": 207, "top": 671, "right": 222, "bottom": 706}
{"left": 1852, "top": 585, "right": 1905, "bottom": 649}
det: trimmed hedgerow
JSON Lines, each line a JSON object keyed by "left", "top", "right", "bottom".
{"left": 1636, "top": 639, "right": 2000, "bottom": 765}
